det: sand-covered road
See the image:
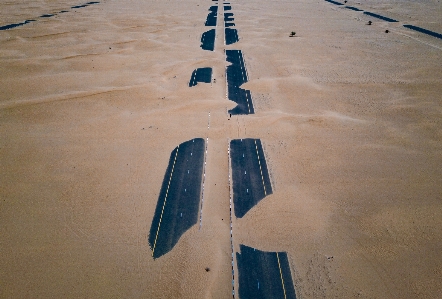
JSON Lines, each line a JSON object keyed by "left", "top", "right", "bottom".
{"left": 1, "top": 0, "right": 441, "bottom": 298}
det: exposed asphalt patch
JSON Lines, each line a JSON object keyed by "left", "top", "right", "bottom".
{"left": 189, "top": 67, "right": 213, "bottom": 87}
{"left": 324, "top": 0, "right": 343, "bottom": 6}
{"left": 363, "top": 11, "right": 398, "bottom": 22}
{"left": 345, "top": 6, "right": 363, "bottom": 11}
{"left": 0, "top": 20, "right": 35, "bottom": 31}
{"left": 225, "top": 28, "right": 239, "bottom": 45}
{"left": 148, "top": 138, "right": 205, "bottom": 259}
{"left": 237, "top": 244, "right": 297, "bottom": 299}
{"left": 230, "top": 138, "right": 272, "bottom": 218}
{"left": 0, "top": 1, "right": 100, "bottom": 31}
{"left": 224, "top": 12, "right": 235, "bottom": 22}
{"left": 226, "top": 50, "right": 255, "bottom": 115}
{"left": 404, "top": 24, "right": 442, "bottom": 40}
{"left": 201, "top": 29, "right": 216, "bottom": 51}
{"left": 205, "top": 6, "right": 218, "bottom": 26}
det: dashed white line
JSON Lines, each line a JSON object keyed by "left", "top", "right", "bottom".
{"left": 277, "top": 252, "right": 287, "bottom": 299}
{"left": 228, "top": 141, "right": 236, "bottom": 298}
{"left": 254, "top": 140, "right": 267, "bottom": 196}
{"left": 199, "top": 136, "right": 209, "bottom": 230}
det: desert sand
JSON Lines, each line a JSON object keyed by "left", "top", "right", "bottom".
{"left": 1, "top": 0, "right": 442, "bottom": 298}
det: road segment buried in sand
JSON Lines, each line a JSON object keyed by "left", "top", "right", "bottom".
{"left": 149, "top": 138, "right": 205, "bottom": 259}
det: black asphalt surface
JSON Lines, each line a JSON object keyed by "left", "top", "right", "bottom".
{"left": 230, "top": 139, "right": 272, "bottom": 218}
{"left": 236, "top": 245, "right": 297, "bottom": 299}
{"left": 205, "top": 6, "right": 218, "bottom": 26}
{"left": 226, "top": 50, "right": 255, "bottom": 115}
{"left": 345, "top": 6, "right": 362, "bottom": 11}
{"left": 324, "top": 0, "right": 343, "bottom": 5}
{"left": 148, "top": 138, "right": 205, "bottom": 259}
{"left": 189, "top": 67, "right": 212, "bottom": 87}
{"left": 404, "top": 24, "right": 442, "bottom": 39}
{"left": 0, "top": 1, "right": 100, "bottom": 31}
{"left": 225, "top": 28, "right": 239, "bottom": 45}
{"left": 224, "top": 12, "right": 235, "bottom": 22}
{"left": 0, "top": 20, "right": 35, "bottom": 31}
{"left": 324, "top": 0, "right": 442, "bottom": 41}
{"left": 363, "top": 11, "right": 398, "bottom": 22}
{"left": 201, "top": 29, "right": 216, "bottom": 51}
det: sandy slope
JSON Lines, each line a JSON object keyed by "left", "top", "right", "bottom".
{"left": 1, "top": 0, "right": 441, "bottom": 298}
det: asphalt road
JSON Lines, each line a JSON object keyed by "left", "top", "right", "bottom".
{"left": 230, "top": 139, "right": 272, "bottom": 218}
{"left": 0, "top": 1, "right": 100, "bottom": 31}
{"left": 363, "top": 11, "right": 398, "bottom": 22}
{"left": 201, "top": 29, "right": 215, "bottom": 51}
{"left": 403, "top": 25, "right": 442, "bottom": 39}
{"left": 236, "top": 244, "right": 297, "bottom": 299}
{"left": 324, "top": 0, "right": 343, "bottom": 5}
{"left": 0, "top": 20, "right": 36, "bottom": 31}
{"left": 148, "top": 138, "right": 205, "bottom": 259}
{"left": 225, "top": 28, "right": 239, "bottom": 45}
{"left": 345, "top": 6, "right": 363, "bottom": 11}
{"left": 189, "top": 67, "right": 212, "bottom": 87}
{"left": 205, "top": 6, "right": 218, "bottom": 26}
{"left": 224, "top": 12, "right": 235, "bottom": 24}
{"left": 325, "top": 0, "right": 442, "bottom": 40}
{"left": 226, "top": 50, "right": 255, "bottom": 115}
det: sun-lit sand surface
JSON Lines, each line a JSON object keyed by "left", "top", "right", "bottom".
{"left": 1, "top": 0, "right": 441, "bottom": 298}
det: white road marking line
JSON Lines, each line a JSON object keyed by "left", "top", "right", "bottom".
{"left": 277, "top": 252, "right": 287, "bottom": 299}
{"left": 199, "top": 137, "right": 209, "bottom": 229}
{"left": 152, "top": 146, "right": 179, "bottom": 257}
{"left": 255, "top": 140, "right": 267, "bottom": 196}
{"left": 228, "top": 140, "right": 236, "bottom": 298}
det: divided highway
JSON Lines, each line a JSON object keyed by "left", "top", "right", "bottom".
{"left": 151, "top": 2, "right": 298, "bottom": 298}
